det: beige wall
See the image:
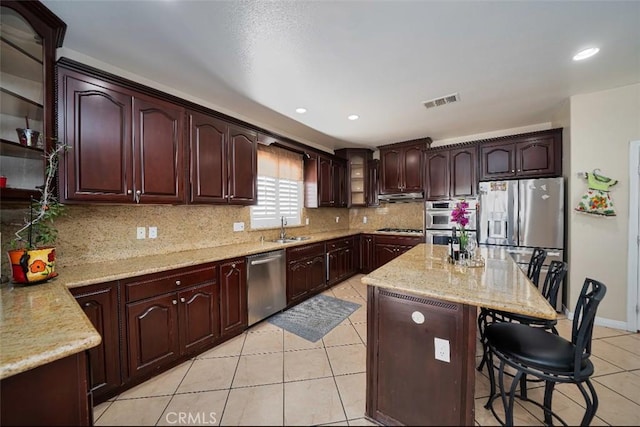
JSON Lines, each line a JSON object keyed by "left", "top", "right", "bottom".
{"left": 567, "top": 83, "right": 640, "bottom": 324}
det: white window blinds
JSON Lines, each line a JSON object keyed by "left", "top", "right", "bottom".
{"left": 251, "top": 145, "right": 303, "bottom": 229}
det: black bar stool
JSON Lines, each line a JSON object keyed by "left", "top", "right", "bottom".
{"left": 477, "top": 248, "right": 548, "bottom": 372}
{"left": 484, "top": 278, "right": 607, "bottom": 426}
{"left": 477, "top": 260, "right": 567, "bottom": 382}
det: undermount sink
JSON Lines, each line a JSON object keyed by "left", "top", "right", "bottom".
{"left": 270, "top": 236, "right": 311, "bottom": 244}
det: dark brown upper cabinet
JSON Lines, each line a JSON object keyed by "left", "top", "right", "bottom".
{"left": 335, "top": 148, "right": 374, "bottom": 207}
{"left": 188, "top": 111, "right": 257, "bottom": 204}
{"left": 0, "top": 1, "right": 65, "bottom": 201}
{"left": 58, "top": 65, "right": 185, "bottom": 204}
{"left": 425, "top": 144, "right": 477, "bottom": 200}
{"left": 304, "top": 152, "right": 347, "bottom": 208}
{"left": 479, "top": 128, "right": 562, "bottom": 180}
{"left": 378, "top": 139, "right": 430, "bottom": 194}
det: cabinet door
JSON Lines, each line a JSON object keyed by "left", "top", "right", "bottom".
{"left": 479, "top": 142, "right": 516, "bottom": 180}
{"left": 59, "top": 72, "right": 133, "bottom": 202}
{"left": 319, "top": 156, "right": 334, "bottom": 206}
{"left": 360, "top": 235, "right": 375, "bottom": 273}
{"left": 287, "top": 259, "right": 310, "bottom": 304}
{"left": 228, "top": 124, "right": 257, "bottom": 203}
{"left": 307, "top": 254, "right": 327, "bottom": 294}
{"left": 375, "top": 244, "right": 400, "bottom": 269}
{"left": 126, "top": 293, "right": 179, "bottom": 378}
{"left": 367, "top": 159, "right": 380, "bottom": 207}
{"left": 219, "top": 258, "right": 247, "bottom": 337}
{"left": 178, "top": 282, "right": 220, "bottom": 355}
{"left": 380, "top": 149, "right": 402, "bottom": 193}
{"left": 333, "top": 160, "right": 347, "bottom": 207}
{"left": 188, "top": 111, "right": 228, "bottom": 203}
{"left": 425, "top": 150, "right": 450, "bottom": 200}
{"left": 402, "top": 145, "right": 424, "bottom": 191}
{"left": 71, "top": 282, "right": 121, "bottom": 401}
{"left": 327, "top": 251, "right": 340, "bottom": 286}
{"left": 450, "top": 146, "right": 477, "bottom": 198}
{"left": 133, "top": 96, "right": 185, "bottom": 204}
{"left": 516, "top": 136, "right": 557, "bottom": 177}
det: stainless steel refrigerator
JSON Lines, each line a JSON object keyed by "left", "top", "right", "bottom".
{"left": 478, "top": 177, "right": 565, "bottom": 310}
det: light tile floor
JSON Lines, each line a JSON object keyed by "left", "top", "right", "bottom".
{"left": 94, "top": 275, "right": 640, "bottom": 426}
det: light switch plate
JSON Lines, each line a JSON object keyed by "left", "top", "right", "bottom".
{"left": 136, "top": 226, "right": 146, "bottom": 239}
{"left": 233, "top": 222, "right": 245, "bottom": 232}
{"left": 434, "top": 337, "right": 450, "bottom": 363}
{"left": 148, "top": 226, "right": 157, "bottom": 239}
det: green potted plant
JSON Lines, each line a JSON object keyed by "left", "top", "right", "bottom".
{"left": 7, "top": 143, "right": 67, "bottom": 284}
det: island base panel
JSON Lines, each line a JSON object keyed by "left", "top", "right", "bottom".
{"left": 366, "top": 285, "right": 476, "bottom": 426}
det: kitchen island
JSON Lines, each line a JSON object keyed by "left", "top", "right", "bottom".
{"left": 361, "top": 244, "right": 556, "bottom": 426}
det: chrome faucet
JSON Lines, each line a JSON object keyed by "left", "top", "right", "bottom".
{"left": 280, "top": 216, "right": 287, "bottom": 240}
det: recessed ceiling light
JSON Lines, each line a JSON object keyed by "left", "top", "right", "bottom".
{"left": 347, "top": 114, "right": 359, "bottom": 121}
{"left": 573, "top": 47, "right": 600, "bottom": 61}
{"left": 295, "top": 107, "right": 307, "bottom": 114}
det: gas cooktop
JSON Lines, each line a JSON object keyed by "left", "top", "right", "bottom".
{"left": 376, "top": 228, "right": 423, "bottom": 234}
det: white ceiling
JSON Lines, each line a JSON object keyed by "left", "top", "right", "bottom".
{"left": 42, "top": 0, "right": 640, "bottom": 151}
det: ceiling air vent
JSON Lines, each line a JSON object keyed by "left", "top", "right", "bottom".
{"left": 422, "top": 92, "right": 460, "bottom": 110}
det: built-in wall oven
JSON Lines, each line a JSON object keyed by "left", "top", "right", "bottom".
{"left": 425, "top": 200, "right": 478, "bottom": 230}
{"left": 424, "top": 199, "right": 478, "bottom": 245}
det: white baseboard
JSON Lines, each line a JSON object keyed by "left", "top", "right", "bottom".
{"left": 564, "top": 308, "right": 632, "bottom": 332}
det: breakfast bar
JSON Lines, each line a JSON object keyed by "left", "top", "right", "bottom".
{"left": 361, "top": 243, "right": 556, "bottom": 426}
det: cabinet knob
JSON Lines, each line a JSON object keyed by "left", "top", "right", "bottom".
{"left": 175, "top": 280, "right": 181, "bottom": 286}
{"left": 231, "top": 263, "right": 236, "bottom": 268}
{"left": 127, "top": 190, "right": 132, "bottom": 195}
{"left": 180, "top": 297, "right": 186, "bottom": 303}
{"left": 135, "top": 190, "right": 141, "bottom": 203}
{"left": 230, "top": 195, "right": 234, "bottom": 199}
{"left": 172, "top": 300, "right": 177, "bottom": 305}
{"left": 511, "top": 170, "right": 515, "bottom": 173}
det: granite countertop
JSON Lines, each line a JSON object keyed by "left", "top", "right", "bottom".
{"left": 0, "top": 281, "right": 102, "bottom": 379}
{"left": 361, "top": 243, "right": 557, "bottom": 320}
{"left": 0, "top": 229, "right": 363, "bottom": 379}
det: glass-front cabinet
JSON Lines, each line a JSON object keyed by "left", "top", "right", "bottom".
{"left": 0, "top": 2, "right": 65, "bottom": 200}
{"left": 335, "top": 148, "right": 374, "bottom": 207}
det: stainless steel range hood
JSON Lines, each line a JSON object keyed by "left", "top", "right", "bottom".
{"left": 378, "top": 192, "right": 424, "bottom": 203}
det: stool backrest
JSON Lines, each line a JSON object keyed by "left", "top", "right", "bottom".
{"left": 540, "top": 260, "right": 568, "bottom": 309}
{"left": 527, "top": 248, "right": 547, "bottom": 286}
{"left": 572, "top": 278, "right": 607, "bottom": 378}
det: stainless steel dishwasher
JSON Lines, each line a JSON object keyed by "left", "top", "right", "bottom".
{"left": 246, "top": 250, "right": 286, "bottom": 326}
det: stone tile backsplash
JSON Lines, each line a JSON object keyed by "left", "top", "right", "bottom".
{"left": 1, "top": 201, "right": 423, "bottom": 278}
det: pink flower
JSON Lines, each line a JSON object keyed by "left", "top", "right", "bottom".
{"left": 451, "top": 201, "right": 470, "bottom": 228}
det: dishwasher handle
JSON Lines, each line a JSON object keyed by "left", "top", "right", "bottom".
{"left": 250, "top": 255, "right": 283, "bottom": 266}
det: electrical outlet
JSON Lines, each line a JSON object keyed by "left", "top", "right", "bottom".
{"left": 335, "top": 216, "right": 340, "bottom": 223}
{"left": 233, "top": 222, "right": 245, "bottom": 232}
{"left": 363, "top": 216, "right": 368, "bottom": 224}
{"left": 434, "top": 337, "right": 450, "bottom": 363}
{"left": 305, "top": 218, "right": 309, "bottom": 225}
{"left": 136, "top": 227, "right": 146, "bottom": 240}
{"left": 148, "top": 226, "right": 157, "bottom": 239}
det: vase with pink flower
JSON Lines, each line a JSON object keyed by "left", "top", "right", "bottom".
{"left": 451, "top": 200, "right": 471, "bottom": 254}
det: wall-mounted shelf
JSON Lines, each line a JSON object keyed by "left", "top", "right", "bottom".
{"left": 1, "top": 138, "right": 44, "bottom": 159}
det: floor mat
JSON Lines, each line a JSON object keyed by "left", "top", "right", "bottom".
{"left": 268, "top": 294, "right": 361, "bottom": 342}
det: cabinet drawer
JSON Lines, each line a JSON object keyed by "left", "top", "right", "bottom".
{"left": 287, "top": 243, "right": 326, "bottom": 262}
{"left": 123, "top": 263, "right": 217, "bottom": 303}
{"left": 374, "top": 235, "right": 422, "bottom": 246}
{"left": 326, "top": 237, "right": 354, "bottom": 252}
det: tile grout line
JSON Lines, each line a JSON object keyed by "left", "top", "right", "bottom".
{"left": 218, "top": 332, "right": 248, "bottom": 426}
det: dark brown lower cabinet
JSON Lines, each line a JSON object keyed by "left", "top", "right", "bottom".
{"left": 0, "top": 352, "right": 91, "bottom": 426}
{"left": 366, "top": 286, "right": 476, "bottom": 426}
{"left": 286, "top": 243, "right": 327, "bottom": 305}
{"left": 122, "top": 264, "right": 219, "bottom": 380}
{"left": 327, "top": 237, "right": 357, "bottom": 286}
{"left": 70, "top": 281, "right": 121, "bottom": 402}
{"left": 373, "top": 235, "right": 423, "bottom": 269}
{"left": 219, "top": 258, "right": 248, "bottom": 337}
